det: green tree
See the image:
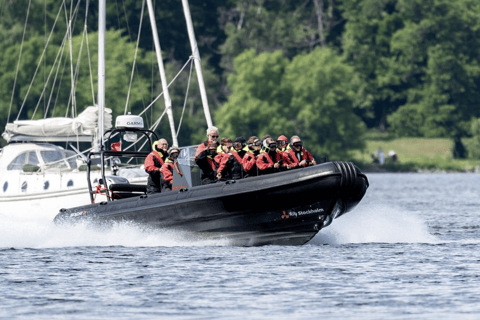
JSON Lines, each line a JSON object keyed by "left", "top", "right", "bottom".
{"left": 282, "top": 47, "right": 366, "bottom": 158}
{"left": 216, "top": 48, "right": 365, "bottom": 159}
{"left": 387, "top": 0, "right": 480, "bottom": 158}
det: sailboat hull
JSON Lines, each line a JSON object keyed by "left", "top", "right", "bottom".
{"left": 54, "top": 162, "right": 368, "bottom": 246}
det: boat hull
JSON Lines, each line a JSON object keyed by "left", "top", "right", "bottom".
{"left": 54, "top": 162, "right": 368, "bottom": 246}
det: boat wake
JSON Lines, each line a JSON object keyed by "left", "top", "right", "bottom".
{"left": 310, "top": 204, "right": 437, "bottom": 245}
{"left": 0, "top": 207, "right": 230, "bottom": 249}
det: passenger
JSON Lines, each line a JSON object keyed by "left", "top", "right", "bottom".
{"left": 195, "top": 142, "right": 220, "bottom": 185}
{"left": 276, "top": 135, "right": 288, "bottom": 152}
{"left": 217, "top": 136, "right": 247, "bottom": 180}
{"left": 256, "top": 138, "right": 292, "bottom": 175}
{"left": 243, "top": 136, "right": 261, "bottom": 177}
{"left": 286, "top": 135, "right": 317, "bottom": 168}
{"left": 160, "top": 147, "right": 181, "bottom": 192}
{"left": 216, "top": 138, "right": 233, "bottom": 159}
{"left": 260, "top": 134, "right": 272, "bottom": 153}
{"left": 145, "top": 138, "right": 169, "bottom": 194}
{"left": 195, "top": 126, "right": 220, "bottom": 159}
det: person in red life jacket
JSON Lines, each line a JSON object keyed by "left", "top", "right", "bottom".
{"left": 217, "top": 136, "right": 247, "bottom": 180}
{"left": 195, "top": 126, "right": 219, "bottom": 160}
{"left": 160, "top": 147, "right": 181, "bottom": 192}
{"left": 256, "top": 138, "right": 292, "bottom": 175}
{"left": 276, "top": 135, "right": 288, "bottom": 152}
{"left": 152, "top": 139, "right": 169, "bottom": 162}
{"left": 195, "top": 142, "right": 220, "bottom": 185}
{"left": 286, "top": 135, "right": 317, "bottom": 168}
{"left": 144, "top": 138, "right": 169, "bottom": 194}
{"left": 243, "top": 136, "right": 261, "bottom": 177}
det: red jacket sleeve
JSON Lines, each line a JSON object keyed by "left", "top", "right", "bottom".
{"left": 217, "top": 154, "right": 231, "bottom": 174}
{"left": 256, "top": 153, "right": 273, "bottom": 171}
{"left": 214, "top": 153, "right": 225, "bottom": 165}
{"left": 243, "top": 152, "right": 256, "bottom": 171}
{"left": 145, "top": 153, "right": 160, "bottom": 173}
{"left": 195, "top": 143, "right": 206, "bottom": 159}
{"left": 304, "top": 149, "right": 314, "bottom": 163}
{"left": 161, "top": 163, "right": 173, "bottom": 184}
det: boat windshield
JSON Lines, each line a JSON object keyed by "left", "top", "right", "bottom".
{"left": 41, "top": 150, "right": 69, "bottom": 170}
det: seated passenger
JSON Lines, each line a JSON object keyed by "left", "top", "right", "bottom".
{"left": 145, "top": 138, "right": 169, "bottom": 194}
{"left": 285, "top": 135, "right": 317, "bottom": 168}
{"left": 276, "top": 135, "right": 288, "bottom": 152}
{"left": 217, "top": 136, "right": 247, "bottom": 180}
{"left": 195, "top": 126, "right": 220, "bottom": 160}
{"left": 160, "top": 147, "right": 181, "bottom": 192}
{"left": 243, "top": 136, "right": 261, "bottom": 177}
{"left": 256, "top": 138, "right": 292, "bottom": 175}
{"left": 195, "top": 142, "right": 220, "bottom": 185}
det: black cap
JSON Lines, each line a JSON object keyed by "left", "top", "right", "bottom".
{"left": 234, "top": 136, "right": 246, "bottom": 144}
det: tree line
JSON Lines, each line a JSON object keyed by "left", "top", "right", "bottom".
{"left": 1, "top": 0, "right": 480, "bottom": 159}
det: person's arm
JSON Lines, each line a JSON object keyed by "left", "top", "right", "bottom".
{"left": 145, "top": 154, "right": 159, "bottom": 173}
{"left": 256, "top": 154, "right": 272, "bottom": 171}
{"left": 243, "top": 152, "right": 255, "bottom": 171}
{"left": 161, "top": 163, "right": 173, "bottom": 184}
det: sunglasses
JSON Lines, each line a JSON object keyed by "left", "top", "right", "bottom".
{"left": 293, "top": 142, "right": 302, "bottom": 147}
{"left": 277, "top": 141, "right": 286, "bottom": 145}
{"left": 210, "top": 135, "right": 219, "bottom": 138}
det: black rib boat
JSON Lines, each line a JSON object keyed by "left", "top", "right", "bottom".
{"left": 53, "top": 124, "right": 369, "bottom": 246}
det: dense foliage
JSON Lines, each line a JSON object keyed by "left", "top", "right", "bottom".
{"left": 1, "top": 0, "right": 480, "bottom": 159}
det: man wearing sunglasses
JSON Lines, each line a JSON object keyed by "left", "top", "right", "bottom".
{"left": 286, "top": 135, "right": 317, "bottom": 168}
{"left": 160, "top": 147, "right": 181, "bottom": 191}
{"left": 195, "top": 126, "right": 220, "bottom": 160}
{"left": 256, "top": 138, "right": 292, "bottom": 175}
{"left": 217, "top": 136, "right": 247, "bottom": 180}
{"left": 145, "top": 138, "right": 169, "bottom": 194}
{"left": 243, "top": 136, "right": 261, "bottom": 177}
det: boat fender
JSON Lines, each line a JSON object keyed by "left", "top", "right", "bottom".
{"left": 100, "top": 201, "right": 108, "bottom": 205}
{"left": 225, "top": 180, "right": 236, "bottom": 185}
{"left": 179, "top": 188, "right": 189, "bottom": 192}
{"left": 140, "top": 195, "right": 148, "bottom": 199}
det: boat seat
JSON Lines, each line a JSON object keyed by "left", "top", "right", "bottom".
{"left": 109, "top": 183, "right": 147, "bottom": 193}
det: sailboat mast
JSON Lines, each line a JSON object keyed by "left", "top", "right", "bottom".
{"left": 146, "top": 0, "right": 178, "bottom": 147}
{"left": 97, "top": 0, "right": 106, "bottom": 151}
{"left": 181, "top": 0, "right": 213, "bottom": 128}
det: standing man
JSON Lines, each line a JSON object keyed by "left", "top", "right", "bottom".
{"left": 195, "top": 126, "right": 219, "bottom": 159}
{"left": 160, "top": 147, "right": 181, "bottom": 192}
{"left": 286, "top": 135, "right": 317, "bottom": 168}
{"left": 256, "top": 138, "right": 292, "bottom": 175}
{"left": 145, "top": 138, "right": 169, "bottom": 194}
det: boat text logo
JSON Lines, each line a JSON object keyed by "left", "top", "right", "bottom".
{"left": 288, "top": 208, "right": 324, "bottom": 217}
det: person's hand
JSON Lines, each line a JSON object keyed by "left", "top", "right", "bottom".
{"left": 312, "top": 160, "right": 317, "bottom": 165}
{"left": 217, "top": 172, "right": 222, "bottom": 179}
{"left": 299, "top": 160, "right": 307, "bottom": 167}
{"left": 274, "top": 162, "right": 280, "bottom": 169}
{"left": 286, "top": 164, "right": 291, "bottom": 170}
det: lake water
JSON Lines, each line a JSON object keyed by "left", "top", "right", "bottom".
{"left": 1, "top": 173, "right": 480, "bottom": 319}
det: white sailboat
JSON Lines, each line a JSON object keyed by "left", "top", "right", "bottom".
{"left": 0, "top": 0, "right": 212, "bottom": 218}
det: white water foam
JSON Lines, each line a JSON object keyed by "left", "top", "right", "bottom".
{"left": 310, "top": 204, "right": 437, "bottom": 245}
{"left": 0, "top": 202, "right": 229, "bottom": 248}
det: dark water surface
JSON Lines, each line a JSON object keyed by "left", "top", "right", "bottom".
{"left": 1, "top": 174, "right": 480, "bottom": 319}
